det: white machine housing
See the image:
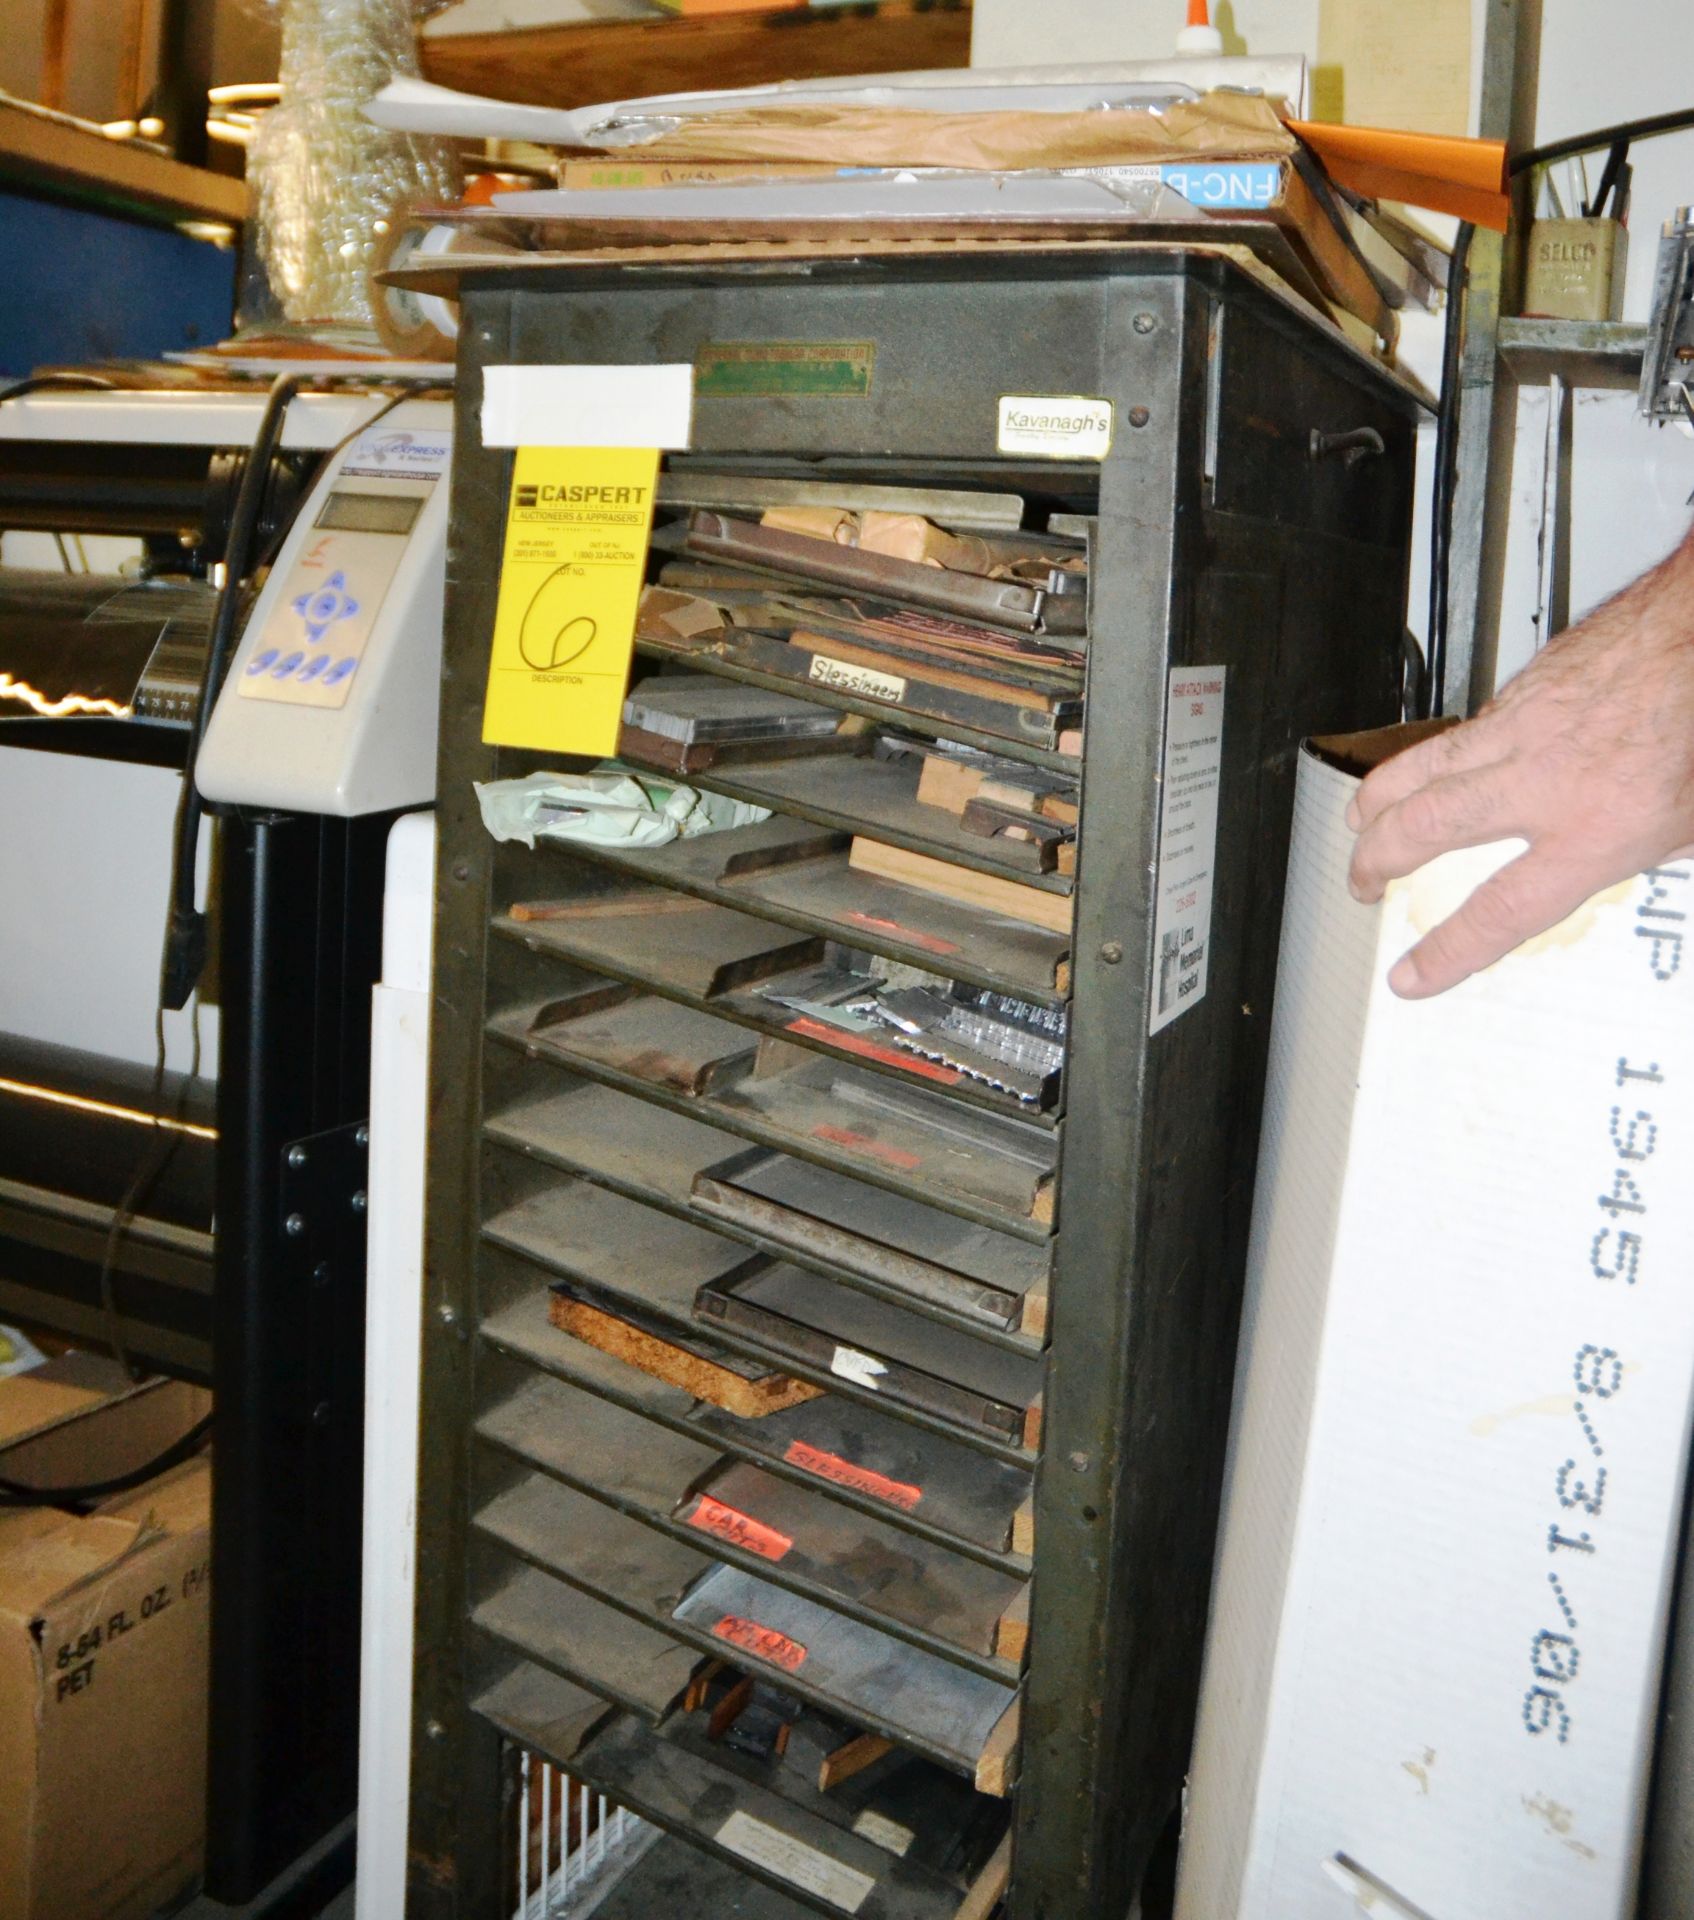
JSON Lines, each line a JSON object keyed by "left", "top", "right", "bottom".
{"left": 196, "top": 397, "right": 452, "bottom": 815}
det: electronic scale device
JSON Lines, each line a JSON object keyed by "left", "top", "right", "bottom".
{"left": 196, "top": 397, "right": 452, "bottom": 814}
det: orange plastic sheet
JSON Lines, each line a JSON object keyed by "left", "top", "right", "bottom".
{"left": 1288, "top": 120, "right": 1510, "bottom": 230}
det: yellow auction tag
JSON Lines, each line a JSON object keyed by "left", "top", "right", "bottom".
{"left": 481, "top": 445, "right": 661, "bottom": 755}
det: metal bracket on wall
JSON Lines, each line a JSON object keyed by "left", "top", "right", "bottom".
{"left": 276, "top": 1121, "right": 366, "bottom": 1305}
{"left": 278, "top": 1119, "right": 369, "bottom": 1437}
{"left": 279, "top": 1119, "right": 370, "bottom": 1270}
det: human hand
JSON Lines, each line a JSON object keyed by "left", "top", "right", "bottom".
{"left": 1346, "top": 528, "right": 1694, "bottom": 998}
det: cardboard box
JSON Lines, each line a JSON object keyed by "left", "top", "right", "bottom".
{"left": 0, "top": 1364, "right": 212, "bottom": 1920}
{"left": 1176, "top": 727, "right": 1694, "bottom": 1920}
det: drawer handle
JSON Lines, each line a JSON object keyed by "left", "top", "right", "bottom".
{"left": 1309, "top": 426, "right": 1386, "bottom": 469}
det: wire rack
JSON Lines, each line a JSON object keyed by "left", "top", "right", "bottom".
{"left": 513, "top": 1750, "right": 654, "bottom": 1920}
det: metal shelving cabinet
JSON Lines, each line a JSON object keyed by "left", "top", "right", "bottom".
{"left": 406, "top": 248, "right": 1420, "bottom": 1920}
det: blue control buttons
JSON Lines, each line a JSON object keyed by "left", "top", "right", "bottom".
{"left": 272, "top": 651, "right": 305, "bottom": 678}
{"left": 247, "top": 648, "right": 279, "bottom": 676}
{"left": 295, "top": 653, "right": 330, "bottom": 683}
{"left": 292, "top": 570, "right": 361, "bottom": 646}
{"left": 322, "top": 657, "right": 358, "bottom": 688}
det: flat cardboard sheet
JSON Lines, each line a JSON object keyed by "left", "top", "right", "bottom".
{"left": 1178, "top": 728, "right": 1694, "bottom": 1920}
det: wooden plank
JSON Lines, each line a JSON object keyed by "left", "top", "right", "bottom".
{"left": 848, "top": 840, "right": 1073, "bottom": 937}
{"left": 817, "top": 1730, "right": 894, "bottom": 1792}
{"left": 1020, "top": 1271, "right": 1049, "bottom": 1342}
{"left": 422, "top": 3, "right": 971, "bottom": 111}
{"left": 955, "top": 1831, "right": 1013, "bottom": 1920}
{"left": 972, "top": 1698, "right": 1020, "bottom": 1799}
{"left": 1010, "top": 1500, "right": 1034, "bottom": 1560}
{"left": 551, "top": 1291, "right": 824, "bottom": 1418}
{"left": 41, "top": 0, "right": 70, "bottom": 113}
{"left": 993, "top": 1583, "right": 1031, "bottom": 1667}
{"left": 0, "top": 100, "right": 246, "bottom": 222}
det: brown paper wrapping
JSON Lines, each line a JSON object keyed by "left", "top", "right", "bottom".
{"left": 621, "top": 92, "right": 1295, "bottom": 174}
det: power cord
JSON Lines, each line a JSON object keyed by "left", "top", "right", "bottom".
{"left": 95, "top": 998, "right": 204, "bottom": 1380}
{"left": 0, "top": 371, "right": 119, "bottom": 402}
{"left": 0, "top": 1408, "right": 214, "bottom": 1507}
{"left": 161, "top": 369, "right": 305, "bottom": 1010}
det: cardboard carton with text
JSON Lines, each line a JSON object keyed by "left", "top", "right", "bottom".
{"left": 0, "top": 1368, "right": 212, "bottom": 1920}
{"left": 1178, "top": 726, "right": 1694, "bottom": 1920}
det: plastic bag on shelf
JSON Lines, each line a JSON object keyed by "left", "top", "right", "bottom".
{"left": 240, "top": 0, "right": 461, "bottom": 331}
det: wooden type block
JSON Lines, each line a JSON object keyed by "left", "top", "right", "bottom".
{"left": 550, "top": 1291, "right": 823, "bottom": 1419}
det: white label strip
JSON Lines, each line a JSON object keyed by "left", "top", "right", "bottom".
{"left": 997, "top": 394, "right": 1114, "bottom": 461}
{"left": 481, "top": 363, "right": 694, "bottom": 449}
{"left": 808, "top": 654, "right": 906, "bottom": 703}
{"left": 715, "top": 1811, "right": 876, "bottom": 1914}
{"left": 831, "top": 1345, "right": 888, "bottom": 1391}
{"left": 1149, "top": 665, "right": 1226, "bottom": 1035}
{"left": 853, "top": 1810, "right": 915, "bottom": 1857}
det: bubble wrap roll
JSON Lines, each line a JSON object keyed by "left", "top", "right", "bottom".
{"left": 245, "top": 0, "right": 461, "bottom": 329}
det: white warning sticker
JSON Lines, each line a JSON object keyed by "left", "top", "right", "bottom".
{"left": 715, "top": 1811, "right": 876, "bottom": 1913}
{"left": 1149, "top": 666, "right": 1226, "bottom": 1035}
{"left": 831, "top": 1345, "right": 888, "bottom": 1391}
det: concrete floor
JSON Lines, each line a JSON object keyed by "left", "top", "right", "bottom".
{"left": 167, "top": 1818, "right": 356, "bottom": 1920}
{"left": 172, "top": 1880, "right": 353, "bottom": 1920}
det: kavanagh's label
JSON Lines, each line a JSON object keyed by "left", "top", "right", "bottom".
{"left": 997, "top": 395, "right": 1115, "bottom": 461}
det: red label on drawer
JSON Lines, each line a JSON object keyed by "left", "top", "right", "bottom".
{"left": 712, "top": 1614, "right": 807, "bottom": 1672}
{"left": 784, "top": 1440, "right": 923, "bottom": 1512}
{"left": 811, "top": 1125, "right": 923, "bottom": 1170}
{"left": 685, "top": 1496, "right": 793, "bottom": 1563}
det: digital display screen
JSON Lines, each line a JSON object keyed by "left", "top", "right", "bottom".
{"left": 314, "top": 490, "right": 422, "bottom": 535}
